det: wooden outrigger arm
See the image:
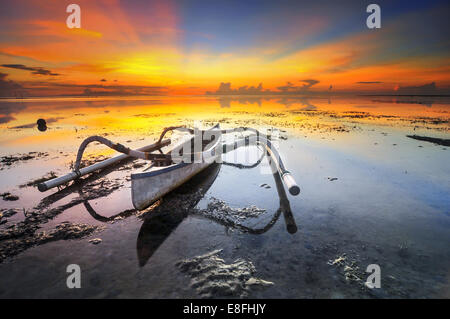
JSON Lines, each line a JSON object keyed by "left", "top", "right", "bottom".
{"left": 38, "top": 125, "right": 300, "bottom": 197}
{"left": 159, "top": 126, "right": 301, "bottom": 196}
{"left": 38, "top": 138, "right": 170, "bottom": 192}
{"left": 221, "top": 133, "right": 300, "bottom": 196}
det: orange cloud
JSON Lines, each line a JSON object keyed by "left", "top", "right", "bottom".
{"left": 0, "top": 0, "right": 448, "bottom": 96}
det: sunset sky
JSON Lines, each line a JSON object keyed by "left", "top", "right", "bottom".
{"left": 0, "top": 0, "right": 449, "bottom": 97}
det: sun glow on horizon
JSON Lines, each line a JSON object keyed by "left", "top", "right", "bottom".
{"left": 0, "top": 0, "right": 449, "bottom": 97}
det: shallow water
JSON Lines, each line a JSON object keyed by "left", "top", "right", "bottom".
{"left": 0, "top": 95, "right": 449, "bottom": 298}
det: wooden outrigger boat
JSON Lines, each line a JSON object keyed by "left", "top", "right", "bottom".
{"left": 38, "top": 124, "right": 300, "bottom": 210}
{"left": 131, "top": 124, "right": 222, "bottom": 210}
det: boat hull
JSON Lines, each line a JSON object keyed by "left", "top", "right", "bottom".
{"left": 132, "top": 161, "right": 215, "bottom": 210}
{"left": 131, "top": 126, "right": 221, "bottom": 210}
{"left": 136, "top": 163, "right": 221, "bottom": 266}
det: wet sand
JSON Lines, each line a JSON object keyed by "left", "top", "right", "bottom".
{"left": 0, "top": 95, "right": 449, "bottom": 298}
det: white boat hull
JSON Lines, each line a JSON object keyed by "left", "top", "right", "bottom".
{"left": 131, "top": 126, "right": 221, "bottom": 210}
{"left": 131, "top": 161, "right": 215, "bottom": 210}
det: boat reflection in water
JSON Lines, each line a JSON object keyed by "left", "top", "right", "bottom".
{"left": 136, "top": 156, "right": 297, "bottom": 267}
{"left": 37, "top": 150, "right": 298, "bottom": 268}
{"left": 136, "top": 163, "right": 222, "bottom": 267}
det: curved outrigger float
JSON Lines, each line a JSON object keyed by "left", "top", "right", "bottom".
{"left": 38, "top": 124, "right": 300, "bottom": 210}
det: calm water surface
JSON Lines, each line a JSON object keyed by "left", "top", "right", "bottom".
{"left": 0, "top": 95, "right": 449, "bottom": 298}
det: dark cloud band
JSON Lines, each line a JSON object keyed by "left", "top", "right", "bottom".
{"left": 1, "top": 64, "right": 60, "bottom": 76}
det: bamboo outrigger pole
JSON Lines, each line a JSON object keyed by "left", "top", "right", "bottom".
{"left": 38, "top": 139, "right": 170, "bottom": 192}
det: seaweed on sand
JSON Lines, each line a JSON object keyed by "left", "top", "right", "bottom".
{"left": 176, "top": 249, "right": 273, "bottom": 298}
{"left": 0, "top": 222, "right": 103, "bottom": 263}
